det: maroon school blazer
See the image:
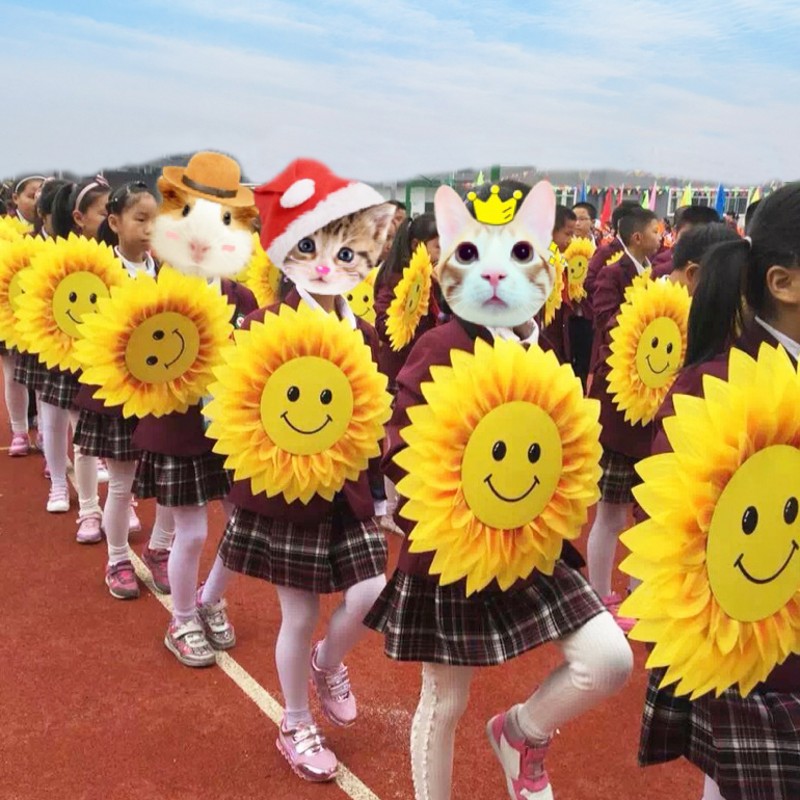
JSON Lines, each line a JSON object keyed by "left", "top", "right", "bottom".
{"left": 585, "top": 237, "right": 624, "bottom": 320}
{"left": 226, "top": 289, "right": 384, "bottom": 525}
{"left": 131, "top": 279, "right": 258, "bottom": 455}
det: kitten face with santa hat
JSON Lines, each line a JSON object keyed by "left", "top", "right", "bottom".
{"left": 255, "top": 159, "right": 395, "bottom": 297}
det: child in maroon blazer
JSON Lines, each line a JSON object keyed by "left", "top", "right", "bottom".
{"left": 585, "top": 206, "right": 661, "bottom": 631}
{"left": 211, "top": 159, "right": 395, "bottom": 783}
{"left": 638, "top": 184, "right": 800, "bottom": 800}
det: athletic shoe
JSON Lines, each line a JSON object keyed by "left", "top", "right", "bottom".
{"left": 141, "top": 545, "right": 170, "bottom": 593}
{"left": 164, "top": 617, "right": 216, "bottom": 667}
{"left": 276, "top": 717, "right": 338, "bottom": 782}
{"left": 76, "top": 513, "right": 103, "bottom": 544}
{"left": 46, "top": 486, "right": 69, "bottom": 513}
{"left": 486, "top": 710, "right": 553, "bottom": 800}
{"left": 128, "top": 500, "right": 141, "bottom": 533}
{"left": 8, "top": 432, "right": 29, "bottom": 457}
{"left": 603, "top": 592, "right": 636, "bottom": 634}
{"left": 309, "top": 641, "right": 357, "bottom": 727}
{"left": 105, "top": 559, "right": 140, "bottom": 600}
{"left": 196, "top": 588, "right": 236, "bottom": 650}
{"left": 96, "top": 458, "right": 109, "bottom": 484}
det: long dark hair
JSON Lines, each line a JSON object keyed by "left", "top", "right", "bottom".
{"left": 685, "top": 183, "right": 800, "bottom": 366}
{"left": 374, "top": 213, "right": 438, "bottom": 293}
{"left": 97, "top": 181, "right": 154, "bottom": 247}
{"left": 51, "top": 176, "right": 110, "bottom": 238}
{"left": 33, "top": 178, "right": 70, "bottom": 236}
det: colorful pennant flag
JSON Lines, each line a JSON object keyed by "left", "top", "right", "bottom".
{"left": 715, "top": 183, "right": 727, "bottom": 216}
{"left": 679, "top": 184, "right": 693, "bottom": 206}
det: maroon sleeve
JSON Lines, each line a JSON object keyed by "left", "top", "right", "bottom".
{"left": 585, "top": 241, "right": 613, "bottom": 300}
{"left": 591, "top": 263, "right": 625, "bottom": 368}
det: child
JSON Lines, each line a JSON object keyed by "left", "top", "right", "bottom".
{"left": 585, "top": 206, "right": 661, "bottom": 629}
{"left": 667, "top": 223, "right": 740, "bottom": 295}
{"left": 212, "top": 159, "right": 394, "bottom": 782}
{"left": 638, "top": 183, "right": 800, "bottom": 800}
{"left": 73, "top": 182, "right": 174, "bottom": 596}
{"left": 38, "top": 177, "right": 110, "bottom": 523}
{"left": 366, "top": 182, "right": 632, "bottom": 800}
{"left": 9, "top": 175, "right": 44, "bottom": 225}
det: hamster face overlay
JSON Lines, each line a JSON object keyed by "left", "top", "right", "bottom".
{"left": 461, "top": 400, "right": 563, "bottom": 529}
{"left": 260, "top": 355, "right": 355, "bottom": 455}
{"left": 706, "top": 445, "right": 800, "bottom": 622}
{"left": 125, "top": 311, "right": 201, "bottom": 384}
{"left": 635, "top": 317, "right": 682, "bottom": 389}
{"left": 52, "top": 272, "right": 110, "bottom": 338}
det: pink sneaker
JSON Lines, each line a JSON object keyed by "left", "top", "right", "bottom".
{"left": 142, "top": 546, "right": 170, "bottom": 593}
{"left": 76, "top": 513, "right": 103, "bottom": 544}
{"left": 105, "top": 559, "right": 140, "bottom": 600}
{"left": 8, "top": 432, "right": 29, "bottom": 457}
{"left": 487, "top": 710, "right": 553, "bottom": 800}
{"left": 164, "top": 617, "right": 216, "bottom": 668}
{"left": 46, "top": 486, "right": 69, "bottom": 513}
{"left": 603, "top": 592, "right": 636, "bottom": 634}
{"left": 196, "top": 587, "right": 236, "bottom": 650}
{"left": 309, "top": 641, "right": 357, "bottom": 727}
{"left": 128, "top": 500, "right": 141, "bottom": 533}
{"left": 276, "top": 717, "right": 338, "bottom": 782}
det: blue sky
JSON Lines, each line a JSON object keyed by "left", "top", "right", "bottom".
{"left": 2, "top": 0, "right": 799, "bottom": 184}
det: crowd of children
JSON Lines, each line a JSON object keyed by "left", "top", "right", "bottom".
{"left": 1, "top": 159, "right": 796, "bottom": 800}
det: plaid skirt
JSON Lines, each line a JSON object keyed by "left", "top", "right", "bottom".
{"left": 599, "top": 448, "right": 640, "bottom": 504}
{"left": 73, "top": 411, "right": 139, "bottom": 462}
{"left": 133, "top": 450, "right": 230, "bottom": 507}
{"left": 219, "top": 504, "right": 388, "bottom": 594}
{"left": 40, "top": 368, "right": 80, "bottom": 409}
{"left": 640, "top": 669, "right": 800, "bottom": 800}
{"left": 364, "top": 561, "right": 606, "bottom": 666}
{"left": 14, "top": 352, "right": 49, "bottom": 393}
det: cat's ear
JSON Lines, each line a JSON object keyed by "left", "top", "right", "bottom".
{"left": 516, "top": 180, "right": 556, "bottom": 250}
{"left": 434, "top": 186, "right": 473, "bottom": 253}
{"left": 361, "top": 203, "right": 396, "bottom": 244}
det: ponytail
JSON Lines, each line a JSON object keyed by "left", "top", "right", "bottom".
{"left": 96, "top": 217, "right": 118, "bottom": 248}
{"left": 684, "top": 239, "right": 749, "bottom": 367}
{"left": 374, "top": 212, "right": 438, "bottom": 293}
{"left": 50, "top": 181, "right": 77, "bottom": 238}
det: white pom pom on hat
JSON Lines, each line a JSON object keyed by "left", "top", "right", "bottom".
{"left": 280, "top": 178, "right": 316, "bottom": 209}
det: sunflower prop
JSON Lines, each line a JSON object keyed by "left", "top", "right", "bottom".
{"left": 623, "top": 267, "right": 653, "bottom": 304}
{"left": 564, "top": 237, "right": 595, "bottom": 302}
{"left": 620, "top": 344, "right": 800, "bottom": 699}
{"left": 396, "top": 339, "right": 602, "bottom": 596}
{"left": 605, "top": 249, "right": 624, "bottom": 267}
{"left": 74, "top": 267, "right": 234, "bottom": 418}
{"left": 543, "top": 243, "right": 565, "bottom": 327}
{"left": 386, "top": 244, "right": 432, "bottom": 351}
{"left": 345, "top": 267, "right": 378, "bottom": 326}
{"left": 606, "top": 278, "right": 689, "bottom": 426}
{"left": 16, "top": 235, "right": 127, "bottom": 373}
{"left": 0, "top": 237, "right": 45, "bottom": 350}
{"left": 242, "top": 233, "right": 282, "bottom": 308}
{"left": 204, "top": 302, "right": 391, "bottom": 504}
{"left": 0, "top": 216, "right": 33, "bottom": 243}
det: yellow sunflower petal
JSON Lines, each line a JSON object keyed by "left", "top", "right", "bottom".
{"left": 386, "top": 244, "right": 433, "bottom": 351}
{"left": 0, "top": 237, "right": 46, "bottom": 350}
{"left": 563, "top": 237, "right": 595, "bottom": 303}
{"left": 241, "top": 234, "right": 282, "bottom": 307}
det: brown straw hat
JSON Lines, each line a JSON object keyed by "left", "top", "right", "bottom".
{"left": 161, "top": 151, "right": 254, "bottom": 207}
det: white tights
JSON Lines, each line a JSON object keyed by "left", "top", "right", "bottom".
{"left": 703, "top": 775, "right": 726, "bottom": 800}
{"left": 39, "top": 402, "right": 100, "bottom": 517}
{"left": 586, "top": 500, "right": 631, "bottom": 597}
{"left": 1, "top": 354, "right": 29, "bottom": 434}
{"left": 274, "top": 576, "right": 386, "bottom": 725}
{"left": 410, "top": 612, "right": 633, "bottom": 800}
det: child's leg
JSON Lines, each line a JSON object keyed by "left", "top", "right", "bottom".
{"left": 168, "top": 505, "right": 208, "bottom": 623}
{"left": 148, "top": 504, "right": 175, "bottom": 550}
{"left": 40, "top": 401, "right": 70, "bottom": 492}
{"left": 514, "top": 612, "right": 632, "bottom": 740}
{"left": 410, "top": 663, "right": 474, "bottom": 800}
{"left": 275, "top": 585, "right": 321, "bottom": 725}
{"left": 703, "top": 775, "right": 726, "bottom": 800}
{"left": 586, "top": 500, "right": 631, "bottom": 597}
{"left": 2, "top": 354, "right": 29, "bottom": 435}
{"left": 199, "top": 555, "right": 237, "bottom": 604}
{"left": 69, "top": 410, "right": 101, "bottom": 520}
{"left": 103, "top": 459, "right": 137, "bottom": 564}
{"left": 315, "top": 574, "right": 386, "bottom": 669}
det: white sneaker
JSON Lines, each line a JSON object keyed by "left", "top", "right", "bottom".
{"left": 47, "top": 486, "right": 70, "bottom": 513}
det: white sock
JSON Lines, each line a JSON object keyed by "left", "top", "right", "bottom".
{"left": 69, "top": 410, "right": 101, "bottom": 518}
{"left": 148, "top": 504, "right": 175, "bottom": 551}
{"left": 316, "top": 574, "right": 386, "bottom": 669}
{"left": 703, "top": 775, "right": 726, "bottom": 800}
{"left": 410, "top": 663, "right": 473, "bottom": 800}
{"left": 40, "top": 401, "right": 70, "bottom": 491}
{"left": 2, "top": 354, "right": 29, "bottom": 434}
{"left": 275, "top": 586, "right": 321, "bottom": 713}
{"left": 200, "top": 554, "right": 236, "bottom": 605}
{"left": 168, "top": 505, "right": 208, "bottom": 623}
{"left": 587, "top": 501, "right": 631, "bottom": 597}
{"left": 516, "top": 612, "right": 633, "bottom": 741}
{"left": 103, "top": 459, "right": 137, "bottom": 564}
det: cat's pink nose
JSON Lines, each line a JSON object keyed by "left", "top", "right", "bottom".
{"left": 482, "top": 271, "right": 507, "bottom": 289}
{"left": 316, "top": 264, "right": 331, "bottom": 276}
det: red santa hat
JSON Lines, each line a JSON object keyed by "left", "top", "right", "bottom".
{"left": 255, "top": 159, "right": 386, "bottom": 267}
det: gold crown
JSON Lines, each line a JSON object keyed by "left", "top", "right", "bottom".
{"left": 467, "top": 185, "right": 523, "bottom": 225}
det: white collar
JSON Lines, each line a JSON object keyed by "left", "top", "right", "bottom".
{"left": 487, "top": 318, "right": 540, "bottom": 346}
{"left": 619, "top": 239, "right": 650, "bottom": 276}
{"left": 755, "top": 316, "right": 800, "bottom": 361}
{"left": 296, "top": 285, "right": 357, "bottom": 329}
{"left": 208, "top": 276, "right": 222, "bottom": 293}
{"left": 115, "top": 247, "right": 156, "bottom": 278}
{"left": 16, "top": 210, "right": 29, "bottom": 224}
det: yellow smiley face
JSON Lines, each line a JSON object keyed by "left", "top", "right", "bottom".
{"left": 461, "top": 401, "right": 563, "bottom": 529}
{"left": 634, "top": 317, "right": 682, "bottom": 389}
{"left": 8, "top": 272, "right": 24, "bottom": 312}
{"left": 405, "top": 276, "right": 424, "bottom": 317}
{"left": 568, "top": 255, "right": 589, "bottom": 284}
{"left": 706, "top": 445, "right": 800, "bottom": 622}
{"left": 260, "top": 355, "right": 354, "bottom": 455}
{"left": 125, "top": 311, "right": 201, "bottom": 384}
{"left": 345, "top": 282, "right": 376, "bottom": 326}
{"left": 52, "top": 272, "right": 111, "bottom": 338}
